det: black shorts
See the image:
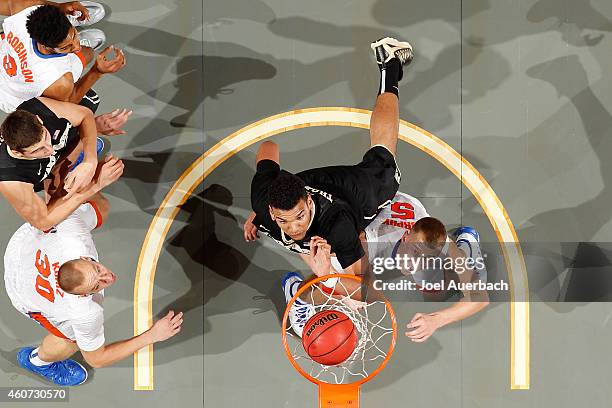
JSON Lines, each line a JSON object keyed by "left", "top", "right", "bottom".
{"left": 355, "top": 145, "right": 401, "bottom": 221}
{"left": 297, "top": 145, "right": 401, "bottom": 230}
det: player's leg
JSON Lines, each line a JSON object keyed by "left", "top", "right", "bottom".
{"left": 369, "top": 38, "right": 414, "bottom": 155}
{"left": 37, "top": 334, "right": 79, "bottom": 362}
{"left": 282, "top": 272, "right": 315, "bottom": 337}
{"left": 17, "top": 334, "right": 88, "bottom": 386}
{"left": 370, "top": 93, "right": 399, "bottom": 155}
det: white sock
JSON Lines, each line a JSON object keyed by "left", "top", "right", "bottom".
{"left": 29, "top": 348, "right": 52, "bottom": 367}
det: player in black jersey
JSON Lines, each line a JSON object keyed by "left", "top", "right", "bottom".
{"left": 0, "top": 96, "right": 124, "bottom": 230}
{"left": 245, "top": 38, "right": 413, "bottom": 276}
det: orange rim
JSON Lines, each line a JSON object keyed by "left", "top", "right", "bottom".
{"left": 281, "top": 274, "right": 397, "bottom": 386}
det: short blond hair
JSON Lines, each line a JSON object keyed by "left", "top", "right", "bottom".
{"left": 57, "top": 259, "right": 86, "bottom": 293}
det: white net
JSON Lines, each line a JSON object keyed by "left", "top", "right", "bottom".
{"left": 284, "top": 278, "right": 395, "bottom": 385}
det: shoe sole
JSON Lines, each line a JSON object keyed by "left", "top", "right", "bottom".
{"left": 78, "top": 28, "right": 106, "bottom": 51}
{"left": 370, "top": 37, "right": 413, "bottom": 64}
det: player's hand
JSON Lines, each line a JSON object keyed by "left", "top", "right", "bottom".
{"left": 63, "top": 160, "right": 96, "bottom": 200}
{"left": 309, "top": 236, "right": 332, "bottom": 277}
{"left": 95, "top": 109, "right": 132, "bottom": 136}
{"left": 94, "top": 46, "right": 126, "bottom": 74}
{"left": 93, "top": 155, "right": 124, "bottom": 191}
{"left": 405, "top": 312, "right": 443, "bottom": 343}
{"left": 58, "top": 1, "right": 90, "bottom": 22}
{"left": 244, "top": 211, "right": 259, "bottom": 241}
{"left": 148, "top": 310, "right": 183, "bottom": 342}
{"left": 341, "top": 296, "right": 367, "bottom": 312}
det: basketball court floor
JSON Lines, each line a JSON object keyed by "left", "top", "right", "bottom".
{"left": 205, "top": 0, "right": 612, "bottom": 407}
{"left": 0, "top": 0, "right": 611, "bottom": 407}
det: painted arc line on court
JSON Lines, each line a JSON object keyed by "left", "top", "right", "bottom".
{"left": 134, "top": 107, "right": 530, "bottom": 390}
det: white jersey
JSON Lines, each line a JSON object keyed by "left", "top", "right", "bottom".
{"left": 0, "top": 6, "right": 85, "bottom": 112}
{"left": 4, "top": 203, "right": 105, "bottom": 351}
{"left": 331, "top": 191, "right": 429, "bottom": 271}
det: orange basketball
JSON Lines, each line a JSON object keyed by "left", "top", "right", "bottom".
{"left": 302, "top": 310, "right": 358, "bottom": 366}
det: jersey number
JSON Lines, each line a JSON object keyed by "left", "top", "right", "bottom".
{"left": 2, "top": 55, "right": 17, "bottom": 77}
{"left": 391, "top": 202, "right": 415, "bottom": 220}
{"left": 34, "top": 250, "right": 55, "bottom": 303}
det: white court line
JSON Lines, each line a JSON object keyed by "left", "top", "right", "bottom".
{"left": 134, "top": 107, "right": 530, "bottom": 390}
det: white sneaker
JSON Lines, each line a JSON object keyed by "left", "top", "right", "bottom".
{"left": 67, "top": 2, "right": 106, "bottom": 27}
{"left": 79, "top": 29, "right": 106, "bottom": 51}
{"left": 454, "top": 226, "right": 487, "bottom": 283}
{"left": 282, "top": 272, "right": 315, "bottom": 338}
{"left": 370, "top": 37, "right": 414, "bottom": 67}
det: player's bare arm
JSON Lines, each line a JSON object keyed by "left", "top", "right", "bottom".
{"left": 81, "top": 310, "right": 182, "bottom": 368}
{"left": 0, "top": 155, "right": 123, "bottom": 230}
{"left": 405, "top": 238, "right": 489, "bottom": 343}
{"left": 38, "top": 97, "right": 98, "bottom": 197}
{"left": 43, "top": 45, "right": 126, "bottom": 105}
{"left": 244, "top": 141, "right": 280, "bottom": 240}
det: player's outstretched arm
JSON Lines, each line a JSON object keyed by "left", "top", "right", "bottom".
{"left": 81, "top": 310, "right": 183, "bottom": 369}
{"left": 72, "top": 46, "right": 126, "bottom": 103}
{"left": 0, "top": 156, "right": 122, "bottom": 230}
{"left": 243, "top": 211, "right": 259, "bottom": 241}
{"left": 0, "top": 180, "right": 94, "bottom": 230}
{"left": 405, "top": 243, "right": 489, "bottom": 343}
{"left": 43, "top": 46, "right": 126, "bottom": 104}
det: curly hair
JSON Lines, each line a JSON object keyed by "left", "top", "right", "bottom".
{"left": 26, "top": 5, "right": 71, "bottom": 48}
{"left": 268, "top": 173, "right": 308, "bottom": 210}
{"left": 0, "top": 110, "right": 44, "bottom": 152}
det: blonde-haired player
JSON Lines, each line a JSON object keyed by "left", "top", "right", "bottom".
{"left": 3, "top": 163, "right": 183, "bottom": 385}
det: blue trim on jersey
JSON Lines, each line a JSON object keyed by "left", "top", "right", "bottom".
{"left": 31, "top": 40, "right": 67, "bottom": 59}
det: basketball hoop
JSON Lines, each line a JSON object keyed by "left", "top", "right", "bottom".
{"left": 281, "top": 274, "right": 397, "bottom": 407}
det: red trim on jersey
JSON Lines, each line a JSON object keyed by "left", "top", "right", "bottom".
{"left": 86, "top": 201, "right": 103, "bottom": 229}
{"left": 0, "top": 33, "right": 5, "bottom": 40}
{"left": 27, "top": 312, "right": 75, "bottom": 343}
{"left": 75, "top": 50, "right": 87, "bottom": 68}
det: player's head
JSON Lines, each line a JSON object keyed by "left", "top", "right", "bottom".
{"left": 402, "top": 217, "right": 447, "bottom": 257}
{"left": 268, "top": 173, "right": 313, "bottom": 240}
{"left": 26, "top": 5, "right": 81, "bottom": 53}
{"left": 395, "top": 217, "right": 449, "bottom": 281}
{"left": 57, "top": 257, "right": 117, "bottom": 295}
{"left": 410, "top": 217, "right": 447, "bottom": 244}
{"left": 0, "top": 110, "right": 54, "bottom": 159}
